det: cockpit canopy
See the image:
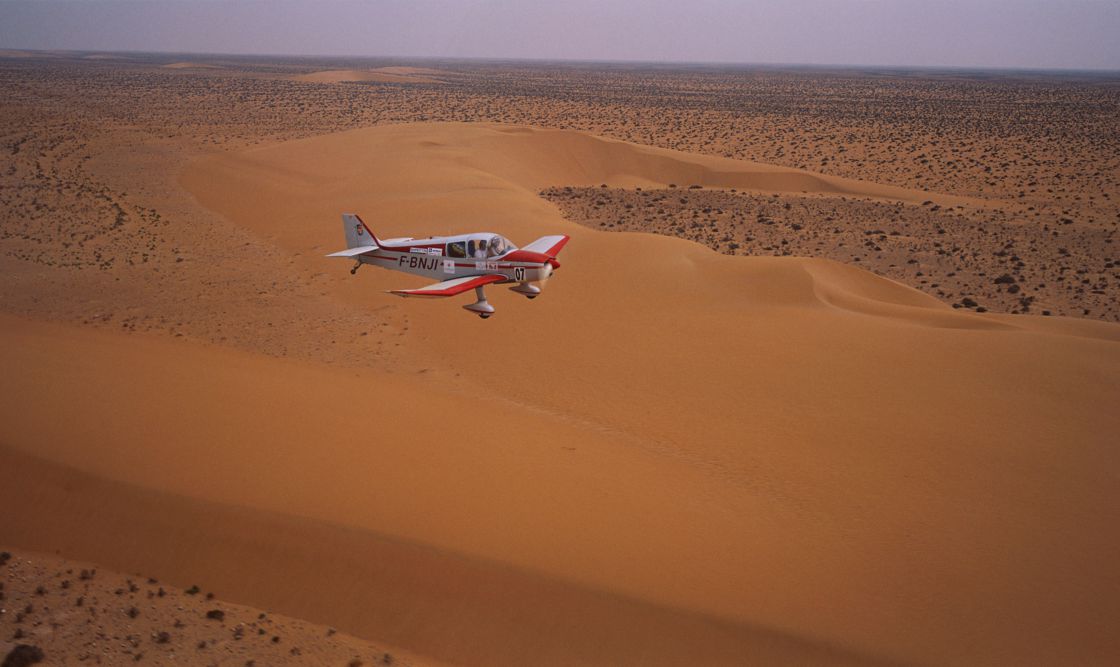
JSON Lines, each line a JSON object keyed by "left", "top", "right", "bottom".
{"left": 485, "top": 234, "right": 514, "bottom": 257}
{"left": 446, "top": 234, "right": 515, "bottom": 259}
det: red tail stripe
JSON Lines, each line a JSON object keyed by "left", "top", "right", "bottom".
{"left": 353, "top": 214, "right": 379, "bottom": 246}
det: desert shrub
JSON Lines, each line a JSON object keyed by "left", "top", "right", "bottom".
{"left": 2, "top": 645, "right": 45, "bottom": 667}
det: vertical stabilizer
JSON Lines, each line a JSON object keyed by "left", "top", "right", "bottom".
{"left": 342, "top": 213, "right": 379, "bottom": 249}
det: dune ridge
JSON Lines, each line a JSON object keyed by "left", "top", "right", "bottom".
{"left": 163, "top": 61, "right": 221, "bottom": 70}
{"left": 449, "top": 124, "right": 989, "bottom": 207}
{"left": 3, "top": 122, "right": 1118, "bottom": 665}
{"left": 294, "top": 68, "right": 446, "bottom": 84}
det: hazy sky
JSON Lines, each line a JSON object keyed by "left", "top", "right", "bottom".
{"left": 2, "top": 0, "right": 1118, "bottom": 69}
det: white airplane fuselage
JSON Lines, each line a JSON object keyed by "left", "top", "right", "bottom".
{"left": 330, "top": 214, "right": 568, "bottom": 318}
{"left": 357, "top": 236, "right": 554, "bottom": 285}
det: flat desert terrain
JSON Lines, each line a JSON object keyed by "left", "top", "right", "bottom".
{"left": 2, "top": 53, "right": 1119, "bottom": 665}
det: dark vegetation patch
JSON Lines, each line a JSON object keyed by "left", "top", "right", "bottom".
{"left": 542, "top": 186, "right": 1118, "bottom": 320}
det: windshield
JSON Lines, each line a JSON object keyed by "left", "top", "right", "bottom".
{"left": 488, "top": 235, "right": 514, "bottom": 257}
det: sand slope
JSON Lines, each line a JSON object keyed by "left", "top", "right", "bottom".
{"left": 0, "top": 316, "right": 875, "bottom": 666}
{"left": 163, "top": 61, "right": 222, "bottom": 70}
{"left": 294, "top": 68, "right": 446, "bottom": 84}
{"left": 3, "top": 123, "right": 1119, "bottom": 665}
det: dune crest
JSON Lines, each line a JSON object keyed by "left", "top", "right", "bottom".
{"left": 163, "top": 61, "right": 221, "bottom": 69}
{"left": 453, "top": 123, "right": 990, "bottom": 207}
{"left": 294, "top": 68, "right": 446, "bottom": 84}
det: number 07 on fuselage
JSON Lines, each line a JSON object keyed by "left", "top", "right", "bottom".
{"left": 327, "top": 213, "right": 568, "bottom": 319}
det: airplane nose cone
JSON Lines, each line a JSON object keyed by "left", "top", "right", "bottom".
{"left": 547, "top": 258, "right": 561, "bottom": 270}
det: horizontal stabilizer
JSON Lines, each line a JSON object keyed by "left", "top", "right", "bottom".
{"left": 327, "top": 245, "right": 378, "bottom": 258}
{"left": 391, "top": 274, "right": 505, "bottom": 298}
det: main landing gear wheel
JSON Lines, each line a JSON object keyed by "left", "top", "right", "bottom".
{"left": 464, "top": 285, "right": 496, "bottom": 319}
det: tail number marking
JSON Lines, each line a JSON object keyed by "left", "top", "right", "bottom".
{"left": 399, "top": 255, "right": 440, "bottom": 271}
{"left": 513, "top": 267, "right": 526, "bottom": 281}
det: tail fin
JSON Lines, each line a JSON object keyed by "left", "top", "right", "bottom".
{"left": 342, "top": 213, "right": 379, "bottom": 249}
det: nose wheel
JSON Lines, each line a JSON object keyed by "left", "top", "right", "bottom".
{"left": 510, "top": 282, "right": 541, "bottom": 299}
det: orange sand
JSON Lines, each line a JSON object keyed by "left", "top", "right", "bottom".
{"left": 294, "top": 68, "right": 446, "bottom": 84}
{"left": 2, "top": 122, "right": 1118, "bottom": 665}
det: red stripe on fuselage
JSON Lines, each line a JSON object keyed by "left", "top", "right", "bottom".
{"left": 369, "top": 249, "right": 545, "bottom": 269}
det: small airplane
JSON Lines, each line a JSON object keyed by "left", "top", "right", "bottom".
{"left": 328, "top": 213, "right": 568, "bottom": 318}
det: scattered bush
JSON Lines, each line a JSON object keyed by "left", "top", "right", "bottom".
{"left": 2, "top": 645, "right": 45, "bottom": 667}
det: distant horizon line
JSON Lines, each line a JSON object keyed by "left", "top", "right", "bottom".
{"left": 3, "top": 46, "right": 1119, "bottom": 75}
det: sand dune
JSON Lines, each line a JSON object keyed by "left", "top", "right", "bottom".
{"left": 376, "top": 66, "right": 448, "bottom": 76}
{"left": 163, "top": 61, "right": 221, "bottom": 70}
{"left": 3, "top": 122, "right": 1119, "bottom": 665}
{"left": 0, "top": 315, "right": 877, "bottom": 666}
{"left": 295, "top": 68, "right": 446, "bottom": 84}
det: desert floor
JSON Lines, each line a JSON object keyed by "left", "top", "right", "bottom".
{"left": 2, "top": 53, "right": 1119, "bottom": 666}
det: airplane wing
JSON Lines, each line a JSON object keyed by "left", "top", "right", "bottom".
{"left": 326, "top": 245, "right": 378, "bottom": 258}
{"left": 521, "top": 235, "right": 569, "bottom": 257}
{"left": 390, "top": 274, "right": 505, "bottom": 298}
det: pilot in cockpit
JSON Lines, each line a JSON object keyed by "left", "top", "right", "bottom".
{"left": 488, "top": 236, "right": 509, "bottom": 257}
